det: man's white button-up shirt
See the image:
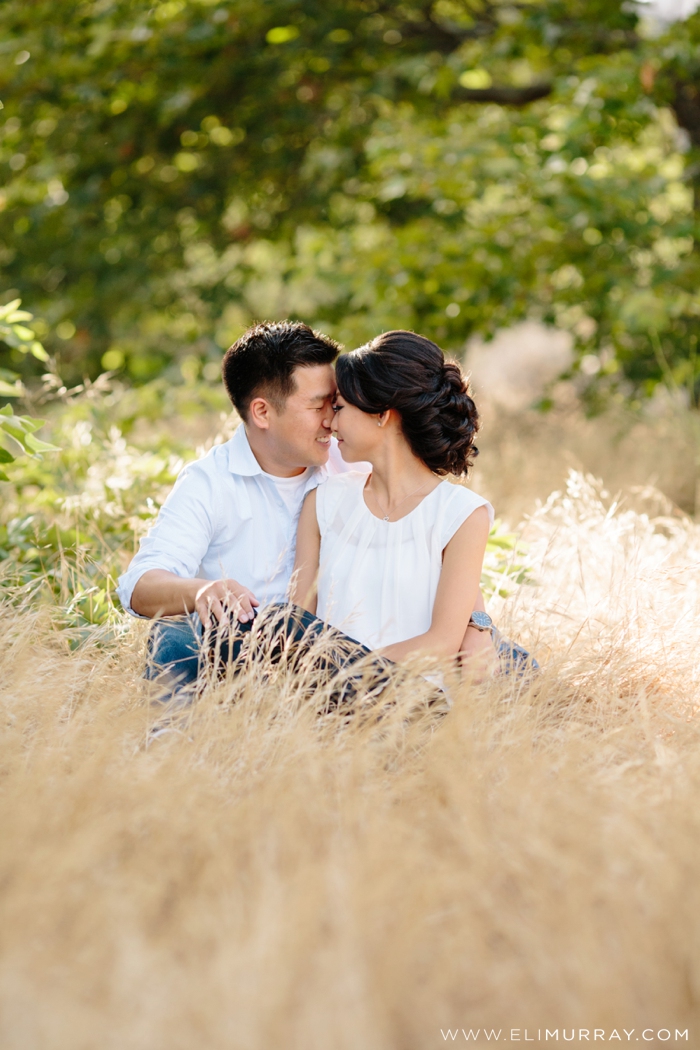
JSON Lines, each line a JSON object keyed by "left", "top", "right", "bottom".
{"left": 116, "top": 424, "right": 359, "bottom": 616}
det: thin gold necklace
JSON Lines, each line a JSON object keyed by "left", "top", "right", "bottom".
{"left": 366, "top": 474, "right": 434, "bottom": 522}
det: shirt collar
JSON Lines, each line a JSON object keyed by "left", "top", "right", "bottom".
{"left": 226, "top": 424, "right": 329, "bottom": 482}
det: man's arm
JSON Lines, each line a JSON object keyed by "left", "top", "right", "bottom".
{"left": 116, "top": 459, "right": 258, "bottom": 625}
{"left": 131, "top": 570, "right": 259, "bottom": 627}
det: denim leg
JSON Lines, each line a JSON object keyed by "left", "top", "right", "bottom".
{"left": 204, "top": 603, "right": 538, "bottom": 700}
{"left": 258, "top": 603, "right": 389, "bottom": 706}
{"left": 491, "top": 626, "right": 539, "bottom": 677}
{"left": 212, "top": 602, "right": 373, "bottom": 669}
{"left": 210, "top": 602, "right": 389, "bottom": 706}
{"left": 145, "top": 613, "right": 203, "bottom": 695}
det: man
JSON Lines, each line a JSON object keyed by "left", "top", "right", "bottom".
{"left": 117, "top": 320, "right": 349, "bottom": 690}
{"left": 117, "top": 320, "right": 509, "bottom": 693}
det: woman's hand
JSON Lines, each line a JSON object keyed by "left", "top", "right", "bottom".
{"left": 194, "top": 578, "right": 259, "bottom": 629}
{"left": 459, "top": 624, "right": 499, "bottom": 681}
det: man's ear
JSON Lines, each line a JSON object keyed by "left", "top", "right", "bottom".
{"left": 248, "top": 396, "right": 272, "bottom": 430}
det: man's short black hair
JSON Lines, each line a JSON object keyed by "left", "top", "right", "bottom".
{"left": 222, "top": 320, "right": 341, "bottom": 419}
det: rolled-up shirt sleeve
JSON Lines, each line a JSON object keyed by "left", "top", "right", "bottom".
{"left": 116, "top": 461, "right": 219, "bottom": 616}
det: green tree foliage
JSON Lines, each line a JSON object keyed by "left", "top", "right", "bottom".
{"left": 0, "top": 0, "right": 699, "bottom": 400}
{"left": 0, "top": 298, "right": 58, "bottom": 479}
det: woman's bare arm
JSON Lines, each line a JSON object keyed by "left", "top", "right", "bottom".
{"left": 377, "top": 505, "right": 491, "bottom": 663}
{"left": 289, "top": 488, "right": 321, "bottom": 613}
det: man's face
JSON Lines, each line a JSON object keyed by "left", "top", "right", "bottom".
{"left": 266, "top": 363, "right": 337, "bottom": 469}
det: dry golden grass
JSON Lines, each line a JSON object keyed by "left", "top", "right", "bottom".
{"left": 1, "top": 415, "right": 700, "bottom": 1048}
{"left": 471, "top": 396, "right": 700, "bottom": 521}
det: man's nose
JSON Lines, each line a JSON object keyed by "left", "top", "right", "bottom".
{"left": 321, "top": 403, "right": 334, "bottom": 429}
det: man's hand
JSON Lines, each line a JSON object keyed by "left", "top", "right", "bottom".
{"left": 195, "top": 578, "right": 260, "bottom": 629}
{"left": 129, "top": 569, "right": 260, "bottom": 622}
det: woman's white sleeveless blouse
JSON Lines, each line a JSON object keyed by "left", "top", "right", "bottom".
{"left": 315, "top": 472, "right": 494, "bottom": 649}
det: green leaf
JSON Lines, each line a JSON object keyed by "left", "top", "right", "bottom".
{"left": 0, "top": 379, "right": 24, "bottom": 396}
{"left": 29, "top": 340, "right": 49, "bottom": 361}
{"left": 0, "top": 422, "right": 28, "bottom": 444}
{"left": 0, "top": 299, "right": 22, "bottom": 321}
{"left": 0, "top": 447, "right": 14, "bottom": 463}
{"left": 24, "top": 432, "right": 61, "bottom": 454}
{"left": 21, "top": 416, "right": 45, "bottom": 433}
{"left": 11, "top": 325, "right": 35, "bottom": 341}
{"left": 0, "top": 400, "right": 60, "bottom": 461}
{"left": 0, "top": 409, "right": 44, "bottom": 433}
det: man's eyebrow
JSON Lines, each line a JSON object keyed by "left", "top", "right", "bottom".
{"left": 307, "top": 392, "right": 334, "bottom": 402}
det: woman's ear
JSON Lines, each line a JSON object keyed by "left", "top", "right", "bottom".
{"left": 248, "top": 396, "right": 272, "bottom": 430}
{"left": 377, "top": 410, "right": 390, "bottom": 428}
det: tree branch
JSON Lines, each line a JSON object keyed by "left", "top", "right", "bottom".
{"left": 453, "top": 82, "right": 553, "bottom": 106}
{"left": 376, "top": 1, "right": 499, "bottom": 53}
{"left": 672, "top": 80, "right": 700, "bottom": 151}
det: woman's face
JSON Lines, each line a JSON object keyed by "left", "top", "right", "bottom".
{"left": 331, "top": 394, "right": 381, "bottom": 462}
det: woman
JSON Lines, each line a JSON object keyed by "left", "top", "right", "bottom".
{"left": 290, "top": 330, "right": 496, "bottom": 671}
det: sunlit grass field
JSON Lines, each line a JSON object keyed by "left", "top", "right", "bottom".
{"left": 1, "top": 389, "right": 700, "bottom": 1048}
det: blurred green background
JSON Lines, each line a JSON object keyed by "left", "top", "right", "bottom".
{"left": 2, "top": 0, "right": 700, "bottom": 404}
{"left": 3, "top": 0, "right": 700, "bottom": 631}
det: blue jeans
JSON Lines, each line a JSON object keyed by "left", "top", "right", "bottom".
{"left": 145, "top": 606, "right": 538, "bottom": 696}
{"left": 145, "top": 612, "right": 203, "bottom": 693}
{"left": 492, "top": 627, "right": 537, "bottom": 677}
{"left": 145, "top": 605, "right": 382, "bottom": 704}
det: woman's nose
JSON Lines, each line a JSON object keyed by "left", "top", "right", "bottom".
{"left": 330, "top": 412, "right": 339, "bottom": 433}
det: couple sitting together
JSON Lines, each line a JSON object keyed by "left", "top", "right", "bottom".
{"left": 116, "top": 320, "right": 533, "bottom": 701}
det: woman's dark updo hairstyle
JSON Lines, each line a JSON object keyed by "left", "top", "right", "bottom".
{"left": 335, "top": 330, "right": 479, "bottom": 477}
